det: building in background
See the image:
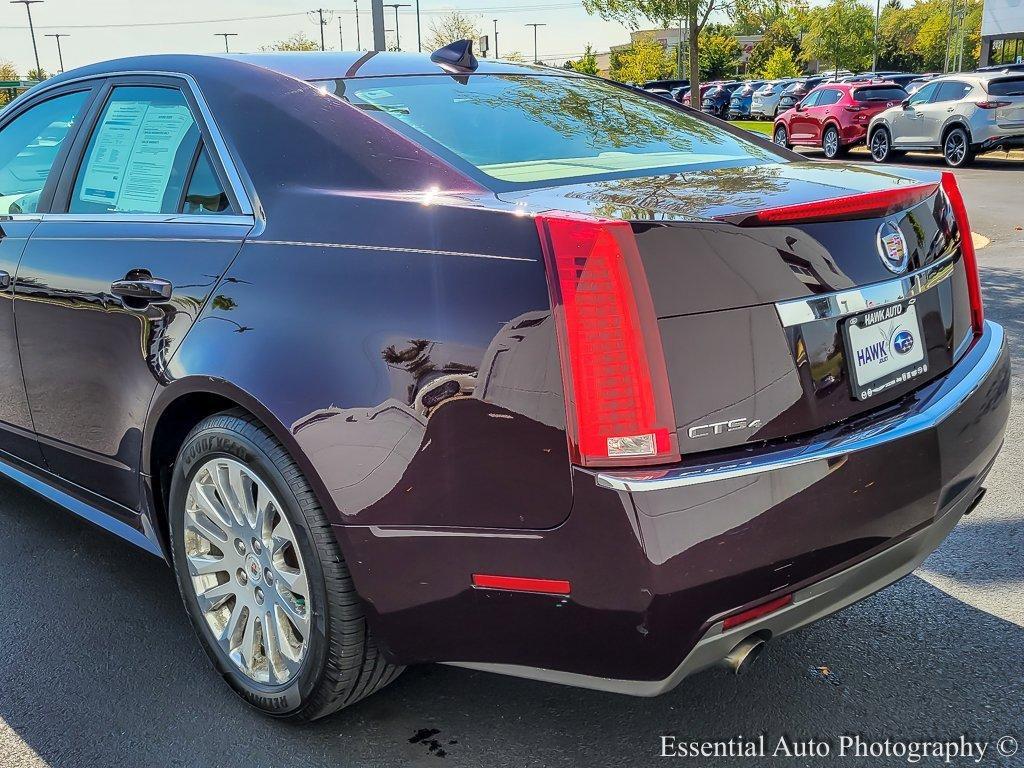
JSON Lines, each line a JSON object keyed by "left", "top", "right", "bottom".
{"left": 981, "top": 0, "right": 1024, "bottom": 66}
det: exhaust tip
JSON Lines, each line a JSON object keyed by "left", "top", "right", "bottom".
{"left": 722, "top": 637, "right": 766, "bottom": 675}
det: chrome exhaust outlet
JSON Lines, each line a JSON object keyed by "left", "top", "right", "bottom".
{"left": 721, "top": 637, "right": 766, "bottom": 675}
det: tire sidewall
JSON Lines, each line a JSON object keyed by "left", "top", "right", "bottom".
{"left": 773, "top": 124, "right": 788, "bottom": 147}
{"left": 870, "top": 127, "right": 891, "bottom": 163}
{"left": 823, "top": 126, "right": 840, "bottom": 158}
{"left": 169, "top": 422, "right": 330, "bottom": 717}
{"left": 944, "top": 127, "right": 971, "bottom": 167}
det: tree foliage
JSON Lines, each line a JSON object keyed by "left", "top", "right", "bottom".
{"left": 582, "top": 0, "right": 730, "bottom": 101}
{"left": 747, "top": 16, "right": 802, "bottom": 75}
{"left": 699, "top": 28, "right": 741, "bottom": 78}
{"left": 261, "top": 32, "right": 320, "bottom": 51}
{"left": 802, "top": 0, "right": 875, "bottom": 73}
{"left": 568, "top": 45, "right": 601, "bottom": 75}
{"left": 426, "top": 10, "right": 481, "bottom": 52}
{"left": 25, "top": 67, "right": 48, "bottom": 82}
{"left": 610, "top": 33, "right": 677, "bottom": 83}
{"left": 761, "top": 46, "right": 802, "bottom": 78}
{"left": 876, "top": 0, "right": 982, "bottom": 71}
{"left": 0, "top": 60, "right": 18, "bottom": 107}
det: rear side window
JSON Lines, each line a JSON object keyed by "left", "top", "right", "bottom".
{"left": 934, "top": 81, "right": 972, "bottom": 103}
{"left": 183, "top": 146, "right": 230, "bottom": 214}
{"left": 816, "top": 89, "right": 842, "bottom": 106}
{"left": 323, "top": 75, "right": 778, "bottom": 188}
{"left": 70, "top": 86, "right": 200, "bottom": 214}
{"left": 853, "top": 86, "right": 908, "bottom": 102}
{"left": 988, "top": 77, "right": 1024, "bottom": 96}
{"left": 0, "top": 91, "right": 89, "bottom": 214}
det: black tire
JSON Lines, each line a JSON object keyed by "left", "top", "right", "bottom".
{"left": 822, "top": 125, "right": 847, "bottom": 159}
{"left": 943, "top": 126, "right": 975, "bottom": 167}
{"left": 773, "top": 124, "right": 790, "bottom": 149}
{"left": 869, "top": 126, "right": 893, "bottom": 163}
{"left": 169, "top": 408, "right": 402, "bottom": 721}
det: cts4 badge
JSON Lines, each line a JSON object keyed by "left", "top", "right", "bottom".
{"left": 688, "top": 417, "right": 763, "bottom": 440}
{"left": 877, "top": 220, "right": 909, "bottom": 274}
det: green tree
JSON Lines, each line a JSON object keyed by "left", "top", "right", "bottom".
{"left": 760, "top": 45, "right": 802, "bottom": 77}
{"left": 261, "top": 32, "right": 320, "bottom": 51}
{"left": 802, "top": 0, "right": 875, "bottom": 74}
{"left": 877, "top": 1, "right": 925, "bottom": 71}
{"left": 746, "top": 16, "right": 802, "bottom": 75}
{"left": 426, "top": 10, "right": 481, "bottom": 52}
{"left": 583, "top": 0, "right": 729, "bottom": 106}
{"left": 699, "top": 30, "right": 740, "bottom": 78}
{"left": 732, "top": 0, "right": 795, "bottom": 34}
{"left": 912, "top": 0, "right": 982, "bottom": 70}
{"left": 570, "top": 44, "right": 601, "bottom": 75}
{"left": 610, "top": 33, "right": 677, "bottom": 83}
{"left": 26, "top": 67, "right": 47, "bottom": 82}
{"left": 0, "top": 60, "right": 19, "bottom": 107}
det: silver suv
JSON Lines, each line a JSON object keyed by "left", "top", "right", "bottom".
{"left": 750, "top": 79, "right": 796, "bottom": 119}
{"left": 867, "top": 72, "right": 1024, "bottom": 166}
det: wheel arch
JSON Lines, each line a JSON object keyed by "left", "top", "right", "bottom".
{"left": 941, "top": 119, "right": 972, "bottom": 146}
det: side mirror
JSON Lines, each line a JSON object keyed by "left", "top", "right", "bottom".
{"left": 901, "top": 99, "right": 911, "bottom": 109}
{"left": 795, "top": 102, "right": 804, "bottom": 112}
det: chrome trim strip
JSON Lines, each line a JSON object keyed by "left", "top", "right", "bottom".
{"left": 38, "top": 213, "right": 254, "bottom": 226}
{"left": 20, "top": 70, "right": 256, "bottom": 218}
{"left": 596, "top": 321, "right": 1003, "bottom": 493}
{"left": 251, "top": 239, "right": 535, "bottom": 263}
{"left": 775, "top": 252, "right": 957, "bottom": 328}
{"left": 0, "top": 214, "right": 43, "bottom": 223}
{"left": 0, "top": 451, "right": 163, "bottom": 557}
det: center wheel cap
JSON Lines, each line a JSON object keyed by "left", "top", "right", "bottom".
{"left": 246, "top": 555, "right": 263, "bottom": 584}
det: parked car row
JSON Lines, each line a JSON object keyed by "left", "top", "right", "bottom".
{"left": 771, "top": 71, "right": 1024, "bottom": 166}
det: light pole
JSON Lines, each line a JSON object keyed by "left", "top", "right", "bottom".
{"left": 415, "top": 0, "right": 422, "bottom": 52}
{"left": 872, "top": 0, "right": 881, "bottom": 71}
{"left": 354, "top": 0, "right": 362, "bottom": 49}
{"left": 338, "top": 16, "right": 344, "bottom": 50}
{"left": 44, "top": 32, "right": 68, "bottom": 72}
{"left": 10, "top": 0, "right": 43, "bottom": 78}
{"left": 384, "top": 3, "right": 410, "bottom": 50}
{"left": 526, "top": 22, "right": 546, "bottom": 64}
{"left": 493, "top": 19, "right": 498, "bottom": 58}
{"left": 214, "top": 32, "right": 238, "bottom": 53}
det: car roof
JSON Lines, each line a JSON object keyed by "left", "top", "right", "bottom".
{"left": 37, "top": 50, "right": 559, "bottom": 93}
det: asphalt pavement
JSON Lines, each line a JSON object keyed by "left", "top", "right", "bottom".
{"left": 1, "top": 155, "right": 1022, "bottom": 768}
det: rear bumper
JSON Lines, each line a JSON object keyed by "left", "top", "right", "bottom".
{"left": 978, "top": 133, "right": 1024, "bottom": 151}
{"left": 341, "top": 321, "right": 1009, "bottom": 692}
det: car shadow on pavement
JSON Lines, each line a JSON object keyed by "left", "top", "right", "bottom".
{"left": 1, "top": 476, "right": 1023, "bottom": 768}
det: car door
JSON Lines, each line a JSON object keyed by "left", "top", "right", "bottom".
{"left": 807, "top": 88, "right": 841, "bottom": 143}
{"left": 789, "top": 90, "right": 820, "bottom": 142}
{"left": 14, "top": 76, "right": 254, "bottom": 510}
{"left": 890, "top": 81, "right": 938, "bottom": 145}
{"left": 927, "top": 80, "right": 973, "bottom": 143}
{"left": 0, "top": 85, "right": 97, "bottom": 466}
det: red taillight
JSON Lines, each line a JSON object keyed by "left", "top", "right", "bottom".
{"left": 536, "top": 213, "right": 680, "bottom": 468}
{"left": 725, "top": 182, "right": 938, "bottom": 227}
{"left": 976, "top": 100, "right": 1011, "bottom": 109}
{"left": 844, "top": 104, "right": 867, "bottom": 112}
{"left": 722, "top": 594, "right": 793, "bottom": 631}
{"left": 472, "top": 574, "right": 571, "bottom": 595}
{"left": 941, "top": 172, "right": 984, "bottom": 335}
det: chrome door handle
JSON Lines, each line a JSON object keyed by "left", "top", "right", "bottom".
{"left": 111, "top": 270, "right": 172, "bottom": 302}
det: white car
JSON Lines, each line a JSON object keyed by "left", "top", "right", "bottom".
{"left": 867, "top": 71, "right": 1024, "bottom": 166}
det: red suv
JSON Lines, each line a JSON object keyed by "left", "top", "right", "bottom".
{"left": 773, "top": 82, "right": 908, "bottom": 159}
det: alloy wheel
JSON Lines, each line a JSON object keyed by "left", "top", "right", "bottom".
{"left": 183, "top": 457, "right": 311, "bottom": 685}
{"left": 945, "top": 130, "right": 967, "bottom": 166}
{"left": 823, "top": 128, "right": 840, "bottom": 158}
{"left": 870, "top": 130, "right": 889, "bottom": 162}
{"left": 773, "top": 127, "right": 787, "bottom": 147}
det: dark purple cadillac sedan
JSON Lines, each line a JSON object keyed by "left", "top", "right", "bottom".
{"left": 0, "top": 43, "right": 1008, "bottom": 721}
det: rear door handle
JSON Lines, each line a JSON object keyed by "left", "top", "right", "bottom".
{"left": 111, "top": 270, "right": 173, "bottom": 303}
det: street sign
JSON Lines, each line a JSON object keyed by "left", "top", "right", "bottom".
{"left": 478, "top": 34, "right": 489, "bottom": 55}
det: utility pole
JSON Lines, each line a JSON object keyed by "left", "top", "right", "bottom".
{"left": 943, "top": 0, "right": 956, "bottom": 72}
{"left": 415, "top": 0, "right": 422, "bottom": 52}
{"left": 872, "top": 0, "right": 881, "bottom": 71}
{"left": 526, "top": 22, "right": 546, "bottom": 64}
{"left": 371, "top": 0, "right": 385, "bottom": 51}
{"left": 354, "top": 0, "right": 362, "bottom": 49}
{"left": 308, "top": 8, "right": 333, "bottom": 51}
{"left": 493, "top": 19, "right": 498, "bottom": 58}
{"left": 214, "top": 32, "right": 237, "bottom": 53}
{"left": 44, "top": 31, "right": 68, "bottom": 73}
{"left": 384, "top": 3, "right": 410, "bottom": 50}
{"left": 338, "top": 16, "right": 344, "bottom": 50}
{"left": 10, "top": 0, "right": 43, "bottom": 78}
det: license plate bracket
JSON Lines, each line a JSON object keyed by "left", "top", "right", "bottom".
{"left": 844, "top": 299, "right": 928, "bottom": 401}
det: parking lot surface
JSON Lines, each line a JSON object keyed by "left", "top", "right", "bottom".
{"left": 1, "top": 157, "right": 1022, "bottom": 768}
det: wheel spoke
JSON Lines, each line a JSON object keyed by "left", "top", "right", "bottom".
{"left": 185, "top": 507, "right": 229, "bottom": 545}
{"left": 275, "top": 565, "right": 308, "bottom": 598}
{"left": 196, "top": 581, "right": 235, "bottom": 612}
{"left": 187, "top": 552, "right": 228, "bottom": 578}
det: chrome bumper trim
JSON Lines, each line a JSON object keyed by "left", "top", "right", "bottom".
{"left": 774, "top": 252, "right": 957, "bottom": 328}
{"left": 595, "top": 320, "right": 1003, "bottom": 493}
{"left": 444, "top": 482, "right": 980, "bottom": 697}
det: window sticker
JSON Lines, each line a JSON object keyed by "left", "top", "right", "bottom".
{"left": 79, "top": 101, "right": 194, "bottom": 212}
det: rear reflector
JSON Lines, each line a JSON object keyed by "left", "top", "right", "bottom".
{"left": 941, "top": 172, "right": 984, "bottom": 335}
{"left": 472, "top": 574, "right": 571, "bottom": 595}
{"left": 724, "top": 182, "right": 939, "bottom": 227}
{"left": 722, "top": 594, "right": 794, "bottom": 630}
{"left": 536, "top": 212, "right": 680, "bottom": 467}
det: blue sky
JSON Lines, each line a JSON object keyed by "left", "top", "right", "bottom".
{"left": 0, "top": 0, "right": 642, "bottom": 75}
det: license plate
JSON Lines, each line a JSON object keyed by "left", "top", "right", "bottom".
{"left": 844, "top": 300, "right": 928, "bottom": 401}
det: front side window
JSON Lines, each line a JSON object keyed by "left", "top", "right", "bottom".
{"left": 909, "top": 82, "right": 938, "bottom": 105}
{"left": 0, "top": 91, "right": 89, "bottom": 215}
{"left": 800, "top": 91, "right": 822, "bottom": 108}
{"left": 322, "top": 75, "right": 778, "bottom": 188}
{"left": 70, "top": 86, "right": 200, "bottom": 214}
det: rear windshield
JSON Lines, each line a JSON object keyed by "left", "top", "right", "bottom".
{"left": 988, "top": 77, "right": 1024, "bottom": 96}
{"left": 318, "top": 74, "right": 778, "bottom": 188}
{"left": 853, "top": 86, "right": 908, "bottom": 102}
{"left": 783, "top": 82, "right": 804, "bottom": 94}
